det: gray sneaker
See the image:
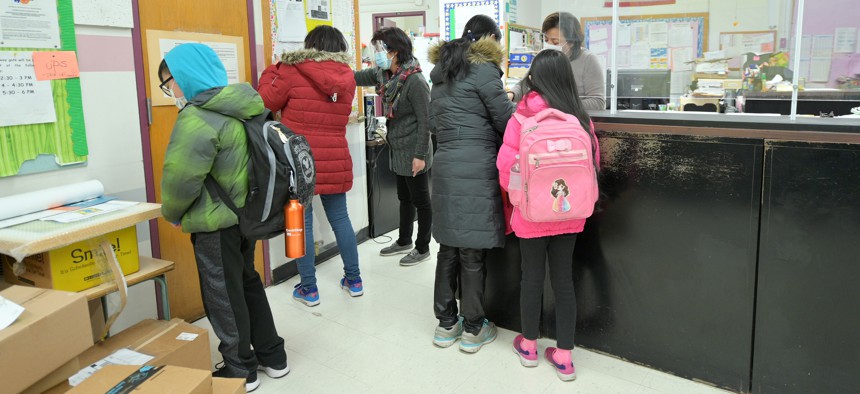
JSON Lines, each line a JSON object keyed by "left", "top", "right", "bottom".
{"left": 433, "top": 318, "right": 464, "bottom": 348}
{"left": 400, "top": 249, "right": 430, "bottom": 266}
{"left": 380, "top": 241, "right": 413, "bottom": 256}
{"left": 459, "top": 320, "right": 497, "bottom": 353}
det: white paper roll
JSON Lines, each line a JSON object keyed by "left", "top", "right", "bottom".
{"left": 0, "top": 180, "right": 105, "bottom": 221}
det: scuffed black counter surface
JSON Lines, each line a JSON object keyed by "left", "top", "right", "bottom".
{"left": 485, "top": 113, "right": 860, "bottom": 393}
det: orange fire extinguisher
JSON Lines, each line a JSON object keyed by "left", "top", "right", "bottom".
{"left": 285, "top": 197, "right": 305, "bottom": 258}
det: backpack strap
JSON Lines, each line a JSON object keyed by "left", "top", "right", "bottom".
{"left": 204, "top": 175, "right": 241, "bottom": 216}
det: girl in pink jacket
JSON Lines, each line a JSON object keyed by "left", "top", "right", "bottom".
{"left": 497, "top": 49, "right": 599, "bottom": 382}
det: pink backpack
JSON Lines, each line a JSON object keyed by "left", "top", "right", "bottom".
{"left": 507, "top": 109, "right": 598, "bottom": 222}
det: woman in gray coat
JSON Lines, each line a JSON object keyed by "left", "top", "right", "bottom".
{"left": 355, "top": 27, "right": 433, "bottom": 267}
{"left": 428, "top": 15, "right": 515, "bottom": 353}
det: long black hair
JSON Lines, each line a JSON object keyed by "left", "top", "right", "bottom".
{"left": 438, "top": 14, "right": 501, "bottom": 83}
{"left": 524, "top": 49, "right": 591, "bottom": 134}
{"left": 372, "top": 27, "right": 413, "bottom": 66}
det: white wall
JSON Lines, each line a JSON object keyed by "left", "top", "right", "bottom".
{"left": 540, "top": 0, "right": 783, "bottom": 52}
{"left": 0, "top": 0, "right": 156, "bottom": 332}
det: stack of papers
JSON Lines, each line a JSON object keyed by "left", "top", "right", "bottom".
{"left": 694, "top": 79, "right": 725, "bottom": 97}
{"left": 695, "top": 59, "right": 729, "bottom": 79}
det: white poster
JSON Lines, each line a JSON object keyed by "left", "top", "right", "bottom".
{"left": 277, "top": 0, "right": 308, "bottom": 43}
{"left": 668, "top": 23, "right": 693, "bottom": 48}
{"left": 649, "top": 22, "right": 668, "bottom": 47}
{"left": 307, "top": 0, "right": 331, "bottom": 22}
{"left": 833, "top": 28, "right": 857, "bottom": 54}
{"left": 631, "top": 42, "right": 651, "bottom": 69}
{"left": 0, "top": 52, "right": 56, "bottom": 127}
{"left": 617, "top": 25, "right": 632, "bottom": 46}
{"left": 671, "top": 47, "right": 694, "bottom": 71}
{"left": 631, "top": 23, "right": 649, "bottom": 44}
{"left": 159, "top": 39, "right": 241, "bottom": 85}
{"left": 812, "top": 35, "right": 833, "bottom": 58}
{"left": 616, "top": 46, "right": 631, "bottom": 68}
{"left": 800, "top": 35, "right": 812, "bottom": 59}
{"left": 590, "top": 27, "right": 608, "bottom": 42}
{"left": 451, "top": 4, "right": 497, "bottom": 41}
{"left": 810, "top": 57, "right": 832, "bottom": 82}
{"left": 590, "top": 40, "right": 608, "bottom": 55}
{"left": 0, "top": 0, "right": 61, "bottom": 49}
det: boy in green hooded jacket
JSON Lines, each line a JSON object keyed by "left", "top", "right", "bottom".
{"left": 159, "top": 43, "right": 288, "bottom": 392}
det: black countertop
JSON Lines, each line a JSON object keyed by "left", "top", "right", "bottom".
{"left": 590, "top": 111, "right": 860, "bottom": 134}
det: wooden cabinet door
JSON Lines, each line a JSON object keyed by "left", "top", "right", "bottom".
{"left": 138, "top": 0, "right": 265, "bottom": 321}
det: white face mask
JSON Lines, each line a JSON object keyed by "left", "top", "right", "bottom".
{"left": 174, "top": 96, "right": 188, "bottom": 109}
{"left": 543, "top": 43, "right": 564, "bottom": 52}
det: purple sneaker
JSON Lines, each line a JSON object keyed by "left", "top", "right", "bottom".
{"left": 545, "top": 347, "right": 576, "bottom": 381}
{"left": 512, "top": 334, "right": 538, "bottom": 367}
{"left": 340, "top": 276, "right": 363, "bottom": 297}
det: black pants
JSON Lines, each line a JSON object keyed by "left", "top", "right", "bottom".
{"left": 520, "top": 234, "right": 578, "bottom": 350}
{"left": 434, "top": 244, "right": 487, "bottom": 335}
{"left": 396, "top": 172, "right": 432, "bottom": 254}
{"left": 191, "top": 226, "right": 287, "bottom": 378}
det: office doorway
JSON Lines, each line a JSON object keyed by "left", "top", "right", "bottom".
{"left": 372, "top": 11, "right": 426, "bottom": 37}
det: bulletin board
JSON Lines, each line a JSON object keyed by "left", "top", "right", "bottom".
{"left": 442, "top": 0, "right": 503, "bottom": 41}
{"left": 582, "top": 13, "right": 708, "bottom": 71}
{"left": 0, "top": 0, "right": 87, "bottom": 178}
{"left": 267, "top": 0, "right": 362, "bottom": 117}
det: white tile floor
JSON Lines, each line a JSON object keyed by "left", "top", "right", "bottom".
{"left": 194, "top": 231, "right": 731, "bottom": 394}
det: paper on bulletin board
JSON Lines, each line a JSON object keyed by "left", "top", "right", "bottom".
{"left": 277, "top": 0, "right": 307, "bottom": 42}
{"left": 671, "top": 47, "right": 693, "bottom": 71}
{"left": 32, "top": 51, "right": 80, "bottom": 80}
{"left": 649, "top": 22, "right": 668, "bottom": 47}
{"left": 590, "top": 27, "right": 608, "bottom": 42}
{"left": 631, "top": 23, "right": 649, "bottom": 44}
{"left": 146, "top": 30, "right": 247, "bottom": 107}
{"left": 0, "top": 52, "right": 56, "bottom": 127}
{"left": 668, "top": 23, "right": 693, "bottom": 48}
{"left": 617, "top": 25, "right": 632, "bottom": 46}
{"left": 616, "top": 46, "right": 631, "bottom": 68}
{"left": 833, "top": 28, "right": 857, "bottom": 54}
{"left": 810, "top": 58, "right": 832, "bottom": 82}
{"left": 650, "top": 47, "right": 668, "bottom": 69}
{"left": 631, "top": 42, "right": 650, "bottom": 69}
{"left": 0, "top": 0, "right": 61, "bottom": 49}
{"left": 590, "top": 40, "right": 608, "bottom": 55}
{"left": 812, "top": 35, "right": 833, "bottom": 58}
{"left": 307, "top": 0, "right": 331, "bottom": 21}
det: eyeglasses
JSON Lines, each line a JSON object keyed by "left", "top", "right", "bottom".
{"left": 159, "top": 76, "right": 174, "bottom": 96}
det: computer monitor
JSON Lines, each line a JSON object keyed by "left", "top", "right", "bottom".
{"left": 605, "top": 69, "right": 671, "bottom": 99}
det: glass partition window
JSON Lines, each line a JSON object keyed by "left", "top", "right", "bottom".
{"left": 532, "top": 0, "right": 859, "bottom": 118}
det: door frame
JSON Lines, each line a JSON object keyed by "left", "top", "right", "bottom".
{"left": 372, "top": 11, "right": 427, "bottom": 35}
{"left": 130, "top": 0, "right": 269, "bottom": 298}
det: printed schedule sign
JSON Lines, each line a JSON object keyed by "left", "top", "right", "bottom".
{"left": 0, "top": 0, "right": 62, "bottom": 49}
{"left": 0, "top": 52, "right": 56, "bottom": 127}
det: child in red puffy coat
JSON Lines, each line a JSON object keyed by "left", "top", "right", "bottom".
{"left": 258, "top": 25, "right": 362, "bottom": 306}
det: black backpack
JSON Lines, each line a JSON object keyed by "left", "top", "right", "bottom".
{"left": 205, "top": 109, "right": 315, "bottom": 240}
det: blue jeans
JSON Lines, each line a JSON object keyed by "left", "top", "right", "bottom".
{"left": 295, "top": 193, "right": 361, "bottom": 288}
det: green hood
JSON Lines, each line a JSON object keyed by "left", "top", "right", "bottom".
{"left": 189, "top": 83, "right": 265, "bottom": 120}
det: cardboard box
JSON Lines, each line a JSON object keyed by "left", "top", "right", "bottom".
{"left": 0, "top": 286, "right": 92, "bottom": 394}
{"left": 68, "top": 365, "right": 212, "bottom": 394}
{"left": 2, "top": 226, "right": 140, "bottom": 292}
{"left": 45, "top": 318, "right": 211, "bottom": 393}
{"left": 213, "top": 377, "right": 246, "bottom": 394}
{"left": 21, "top": 357, "right": 81, "bottom": 394}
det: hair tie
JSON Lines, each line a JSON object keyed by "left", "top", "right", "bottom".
{"left": 467, "top": 30, "right": 476, "bottom": 42}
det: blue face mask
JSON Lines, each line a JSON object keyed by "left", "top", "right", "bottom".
{"left": 375, "top": 52, "right": 391, "bottom": 70}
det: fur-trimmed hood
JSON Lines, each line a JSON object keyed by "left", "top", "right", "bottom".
{"left": 280, "top": 49, "right": 353, "bottom": 65}
{"left": 275, "top": 49, "right": 354, "bottom": 101}
{"left": 427, "top": 37, "right": 505, "bottom": 66}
